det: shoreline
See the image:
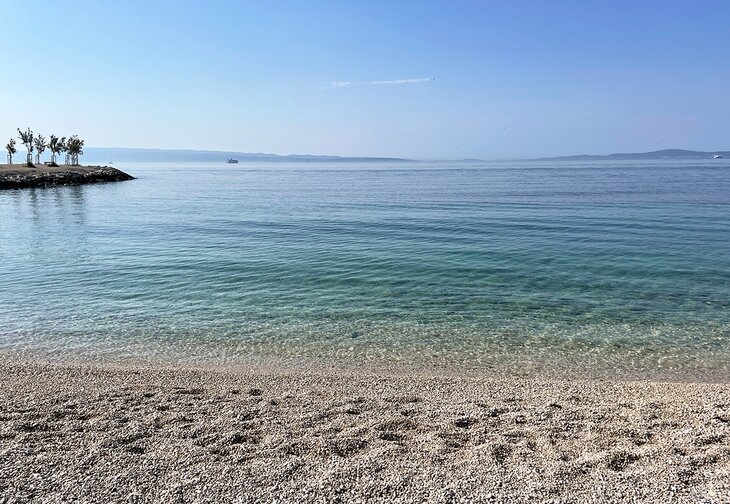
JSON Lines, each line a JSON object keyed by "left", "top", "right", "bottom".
{"left": 5, "top": 345, "right": 730, "bottom": 385}
{"left": 0, "top": 164, "right": 134, "bottom": 189}
{"left": 2, "top": 356, "right": 729, "bottom": 502}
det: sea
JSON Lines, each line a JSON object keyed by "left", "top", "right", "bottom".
{"left": 1, "top": 160, "right": 728, "bottom": 377}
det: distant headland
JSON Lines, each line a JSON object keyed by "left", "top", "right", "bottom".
{"left": 82, "top": 147, "right": 410, "bottom": 164}
{"left": 3, "top": 127, "right": 134, "bottom": 190}
{"left": 534, "top": 149, "right": 728, "bottom": 161}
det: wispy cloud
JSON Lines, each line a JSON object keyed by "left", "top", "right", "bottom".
{"left": 371, "top": 78, "right": 433, "bottom": 85}
{"left": 329, "top": 77, "right": 433, "bottom": 88}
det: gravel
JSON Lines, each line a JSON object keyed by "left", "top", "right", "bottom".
{"left": 1, "top": 358, "right": 729, "bottom": 503}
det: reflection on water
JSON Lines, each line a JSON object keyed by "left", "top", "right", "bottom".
{"left": 4, "top": 184, "right": 90, "bottom": 260}
{"left": 0, "top": 160, "right": 729, "bottom": 376}
{"left": 7, "top": 184, "right": 87, "bottom": 225}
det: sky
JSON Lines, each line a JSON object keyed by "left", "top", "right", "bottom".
{"left": 1, "top": 0, "right": 729, "bottom": 159}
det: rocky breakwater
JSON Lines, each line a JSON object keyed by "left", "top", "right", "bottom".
{"left": 0, "top": 165, "right": 135, "bottom": 190}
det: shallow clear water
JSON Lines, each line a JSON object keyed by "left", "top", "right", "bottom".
{"left": 1, "top": 160, "right": 729, "bottom": 375}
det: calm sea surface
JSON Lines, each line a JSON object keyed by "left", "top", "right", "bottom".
{"left": 1, "top": 160, "right": 729, "bottom": 375}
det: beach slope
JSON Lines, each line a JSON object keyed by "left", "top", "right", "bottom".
{"left": 1, "top": 359, "right": 729, "bottom": 502}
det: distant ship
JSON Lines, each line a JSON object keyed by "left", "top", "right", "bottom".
{"left": 227, "top": 158, "right": 239, "bottom": 164}
{"left": 713, "top": 154, "right": 723, "bottom": 159}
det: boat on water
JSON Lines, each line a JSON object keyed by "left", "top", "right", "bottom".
{"left": 712, "top": 154, "right": 723, "bottom": 159}
{"left": 227, "top": 158, "right": 239, "bottom": 164}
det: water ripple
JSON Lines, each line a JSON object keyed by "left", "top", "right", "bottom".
{"left": 1, "top": 160, "right": 729, "bottom": 374}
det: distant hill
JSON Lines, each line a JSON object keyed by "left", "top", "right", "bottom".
{"left": 83, "top": 147, "right": 409, "bottom": 164}
{"left": 536, "top": 149, "right": 729, "bottom": 161}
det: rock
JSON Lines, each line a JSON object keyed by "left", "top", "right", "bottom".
{"left": 0, "top": 165, "right": 135, "bottom": 190}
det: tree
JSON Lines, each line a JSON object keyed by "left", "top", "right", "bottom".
{"left": 33, "top": 134, "right": 47, "bottom": 164}
{"left": 17, "top": 127, "right": 34, "bottom": 166}
{"left": 60, "top": 136, "right": 69, "bottom": 165}
{"left": 49, "top": 134, "right": 62, "bottom": 165}
{"left": 66, "top": 135, "right": 84, "bottom": 166}
{"left": 5, "top": 138, "right": 17, "bottom": 164}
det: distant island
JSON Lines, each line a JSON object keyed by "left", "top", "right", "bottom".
{"left": 8, "top": 138, "right": 729, "bottom": 170}
{"left": 535, "top": 149, "right": 728, "bottom": 161}
{"left": 83, "top": 147, "right": 410, "bottom": 164}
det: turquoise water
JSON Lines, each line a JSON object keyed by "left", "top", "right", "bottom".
{"left": 1, "top": 160, "right": 729, "bottom": 375}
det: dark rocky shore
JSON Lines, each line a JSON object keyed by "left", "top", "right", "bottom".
{"left": 0, "top": 164, "right": 134, "bottom": 190}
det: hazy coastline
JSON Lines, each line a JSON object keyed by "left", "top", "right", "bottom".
{"left": 76, "top": 146, "right": 729, "bottom": 164}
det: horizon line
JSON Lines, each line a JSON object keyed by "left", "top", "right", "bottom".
{"left": 81, "top": 146, "right": 730, "bottom": 162}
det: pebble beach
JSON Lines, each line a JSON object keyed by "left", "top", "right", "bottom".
{"left": 2, "top": 357, "right": 729, "bottom": 503}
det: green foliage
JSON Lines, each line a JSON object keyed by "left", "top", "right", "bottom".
{"left": 5, "top": 138, "right": 17, "bottom": 164}
{"left": 34, "top": 134, "right": 47, "bottom": 164}
{"left": 17, "top": 127, "right": 33, "bottom": 150}
{"left": 9, "top": 129, "right": 84, "bottom": 166}
{"left": 49, "top": 135, "right": 61, "bottom": 165}
{"left": 59, "top": 136, "right": 68, "bottom": 164}
{"left": 66, "top": 135, "right": 85, "bottom": 166}
{"left": 17, "top": 127, "right": 34, "bottom": 166}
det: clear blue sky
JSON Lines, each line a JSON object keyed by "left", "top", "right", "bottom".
{"left": 1, "top": 1, "right": 728, "bottom": 159}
